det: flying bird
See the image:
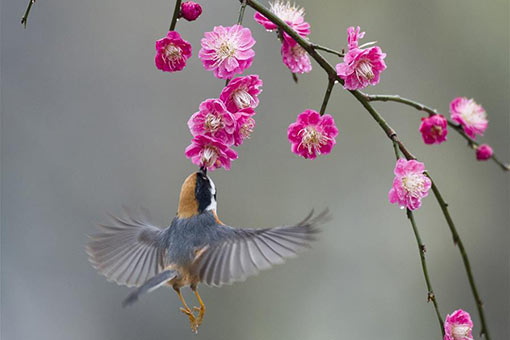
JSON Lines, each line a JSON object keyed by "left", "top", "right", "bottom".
{"left": 87, "top": 168, "right": 329, "bottom": 333}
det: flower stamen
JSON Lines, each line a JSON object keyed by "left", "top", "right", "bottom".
{"left": 298, "top": 126, "right": 331, "bottom": 155}
{"left": 356, "top": 59, "right": 375, "bottom": 81}
{"left": 204, "top": 113, "right": 223, "bottom": 133}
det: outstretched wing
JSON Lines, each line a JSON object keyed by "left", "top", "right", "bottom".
{"left": 192, "top": 209, "right": 330, "bottom": 287}
{"left": 86, "top": 208, "right": 168, "bottom": 288}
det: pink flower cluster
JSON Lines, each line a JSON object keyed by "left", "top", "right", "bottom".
{"left": 444, "top": 309, "right": 473, "bottom": 340}
{"left": 336, "top": 26, "right": 387, "bottom": 90}
{"left": 287, "top": 110, "right": 338, "bottom": 159}
{"left": 450, "top": 97, "right": 488, "bottom": 139}
{"left": 199, "top": 25, "right": 256, "bottom": 79}
{"left": 254, "top": 1, "right": 312, "bottom": 74}
{"left": 185, "top": 75, "right": 263, "bottom": 170}
{"left": 388, "top": 158, "right": 431, "bottom": 210}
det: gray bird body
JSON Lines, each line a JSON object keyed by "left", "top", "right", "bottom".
{"left": 87, "top": 170, "right": 329, "bottom": 312}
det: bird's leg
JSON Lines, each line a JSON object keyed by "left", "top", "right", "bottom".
{"left": 192, "top": 288, "right": 206, "bottom": 327}
{"left": 174, "top": 287, "right": 198, "bottom": 333}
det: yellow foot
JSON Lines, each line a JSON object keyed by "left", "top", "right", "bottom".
{"left": 193, "top": 306, "right": 205, "bottom": 327}
{"left": 180, "top": 307, "right": 198, "bottom": 333}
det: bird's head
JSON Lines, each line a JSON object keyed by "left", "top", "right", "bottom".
{"left": 177, "top": 167, "right": 217, "bottom": 219}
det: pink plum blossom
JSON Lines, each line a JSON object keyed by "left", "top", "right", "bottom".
{"left": 254, "top": 1, "right": 310, "bottom": 38}
{"left": 476, "top": 144, "right": 493, "bottom": 161}
{"left": 347, "top": 26, "right": 365, "bottom": 49}
{"left": 281, "top": 36, "right": 312, "bottom": 74}
{"left": 444, "top": 309, "right": 473, "bottom": 340}
{"left": 154, "top": 31, "right": 192, "bottom": 72}
{"left": 185, "top": 135, "right": 238, "bottom": 171}
{"left": 450, "top": 97, "right": 488, "bottom": 139}
{"left": 219, "top": 75, "right": 263, "bottom": 113}
{"left": 336, "top": 26, "right": 386, "bottom": 90}
{"left": 336, "top": 46, "right": 386, "bottom": 90}
{"left": 188, "top": 99, "right": 236, "bottom": 145}
{"left": 388, "top": 158, "right": 431, "bottom": 211}
{"left": 199, "top": 25, "right": 256, "bottom": 79}
{"left": 419, "top": 114, "right": 448, "bottom": 145}
{"left": 233, "top": 108, "right": 256, "bottom": 146}
{"left": 180, "top": 1, "right": 202, "bottom": 21}
{"left": 287, "top": 110, "right": 339, "bottom": 159}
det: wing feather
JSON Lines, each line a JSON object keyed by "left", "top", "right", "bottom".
{"left": 87, "top": 208, "right": 168, "bottom": 287}
{"left": 193, "top": 209, "right": 329, "bottom": 287}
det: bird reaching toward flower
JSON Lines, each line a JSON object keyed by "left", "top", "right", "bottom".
{"left": 87, "top": 168, "right": 329, "bottom": 333}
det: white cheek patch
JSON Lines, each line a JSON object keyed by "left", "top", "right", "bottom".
{"left": 205, "top": 176, "right": 217, "bottom": 212}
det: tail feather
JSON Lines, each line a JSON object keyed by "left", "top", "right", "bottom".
{"left": 122, "top": 269, "right": 177, "bottom": 307}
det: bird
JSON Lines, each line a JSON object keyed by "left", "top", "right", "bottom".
{"left": 86, "top": 167, "right": 329, "bottom": 333}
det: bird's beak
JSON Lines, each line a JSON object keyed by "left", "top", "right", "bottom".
{"left": 199, "top": 166, "right": 207, "bottom": 176}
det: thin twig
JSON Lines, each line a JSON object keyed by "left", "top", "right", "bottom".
{"left": 406, "top": 208, "right": 445, "bottom": 336}
{"left": 21, "top": 0, "right": 35, "bottom": 28}
{"left": 169, "top": 0, "right": 182, "bottom": 31}
{"left": 367, "top": 94, "right": 510, "bottom": 172}
{"left": 311, "top": 43, "right": 344, "bottom": 57}
{"left": 245, "top": 1, "right": 492, "bottom": 338}
{"left": 427, "top": 175, "right": 491, "bottom": 338}
{"left": 319, "top": 78, "right": 335, "bottom": 116}
{"left": 237, "top": 0, "right": 248, "bottom": 25}
{"left": 291, "top": 73, "right": 299, "bottom": 83}
{"left": 393, "top": 142, "right": 444, "bottom": 334}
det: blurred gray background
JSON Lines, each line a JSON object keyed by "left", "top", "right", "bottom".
{"left": 1, "top": 0, "right": 508, "bottom": 339}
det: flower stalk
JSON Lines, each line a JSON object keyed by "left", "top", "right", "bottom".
{"left": 21, "top": 0, "right": 35, "bottom": 28}
{"left": 319, "top": 78, "right": 335, "bottom": 116}
{"left": 169, "top": 0, "right": 183, "bottom": 31}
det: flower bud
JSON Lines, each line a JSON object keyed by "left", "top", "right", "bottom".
{"left": 476, "top": 144, "right": 493, "bottom": 161}
{"left": 181, "top": 1, "right": 202, "bottom": 21}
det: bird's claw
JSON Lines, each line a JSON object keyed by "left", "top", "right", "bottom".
{"left": 180, "top": 307, "right": 199, "bottom": 333}
{"left": 193, "top": 305, "right": 205, "bottom": 327}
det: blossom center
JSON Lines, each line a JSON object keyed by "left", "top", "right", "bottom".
{"left": 430, "top": 125, "right": 443, "bottom": 138}
{"left": 460, "top": 101, "right": 485, "bottom": 126}
{"left": 291, "top": 44, "right": 307, "bottom": 57}
{"left": 232, "top": 88, "right": 255, "bottom": 109}
{"left": 217, "top": 41, "right": 237, "bottom": 59}
{"left": 270, "top": 1, "right": 305, "bottom": 24}
{"left": 202, "top": 146, "right": 220, "bottom": 167}
{"left": 164, "top": 44, "right": 183, "bottom": 63}
{"left": 451, "top": 324, "right": 471, "bottom": 340}
{"left": 204, "top": 113, "right": 223, "bottom": 133}
{"left": 240, "top": 118, "right": 255, "bottom": 138}
{"left": 402, "top": 173, "right": 425, "bottom": 197}
{"left": 298, "top": 126, "right": 330, "bottom": 154}
{"left": 356, "top": 59, "right": 375, "bottom": 81}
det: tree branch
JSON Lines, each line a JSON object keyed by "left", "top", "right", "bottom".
{"left": 367, "top": 94, "right": 509, "bottom": 171}
{"left": 311, "top": 43, "right": 344, "bottom": 58}
{"left": 21, "top": 0, "right": 35, "bottom": 28}
{"left": 244, "top": 0, "right": 492, "bottom": 337}
{"left": 427, "top": 175, "right": 491, "bottom": 338}
{"left": 319, "top": 78, "right": 335, "bottom": 116}
{"left": 407, "top": 208, "right": 445, "bottom": 337}
{"left": 169, "top": 0, "right": 182, "bottom": 31}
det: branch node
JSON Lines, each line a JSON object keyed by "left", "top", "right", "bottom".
{"left": 427, "top": 292, "right": 435, "bottom": 303}
{"left": 420, "top": 244, "right": 426, "bottom": 253}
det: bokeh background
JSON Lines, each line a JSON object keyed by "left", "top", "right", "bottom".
{"left": 1, "top": 0, "right": 508, "bottom": 339}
